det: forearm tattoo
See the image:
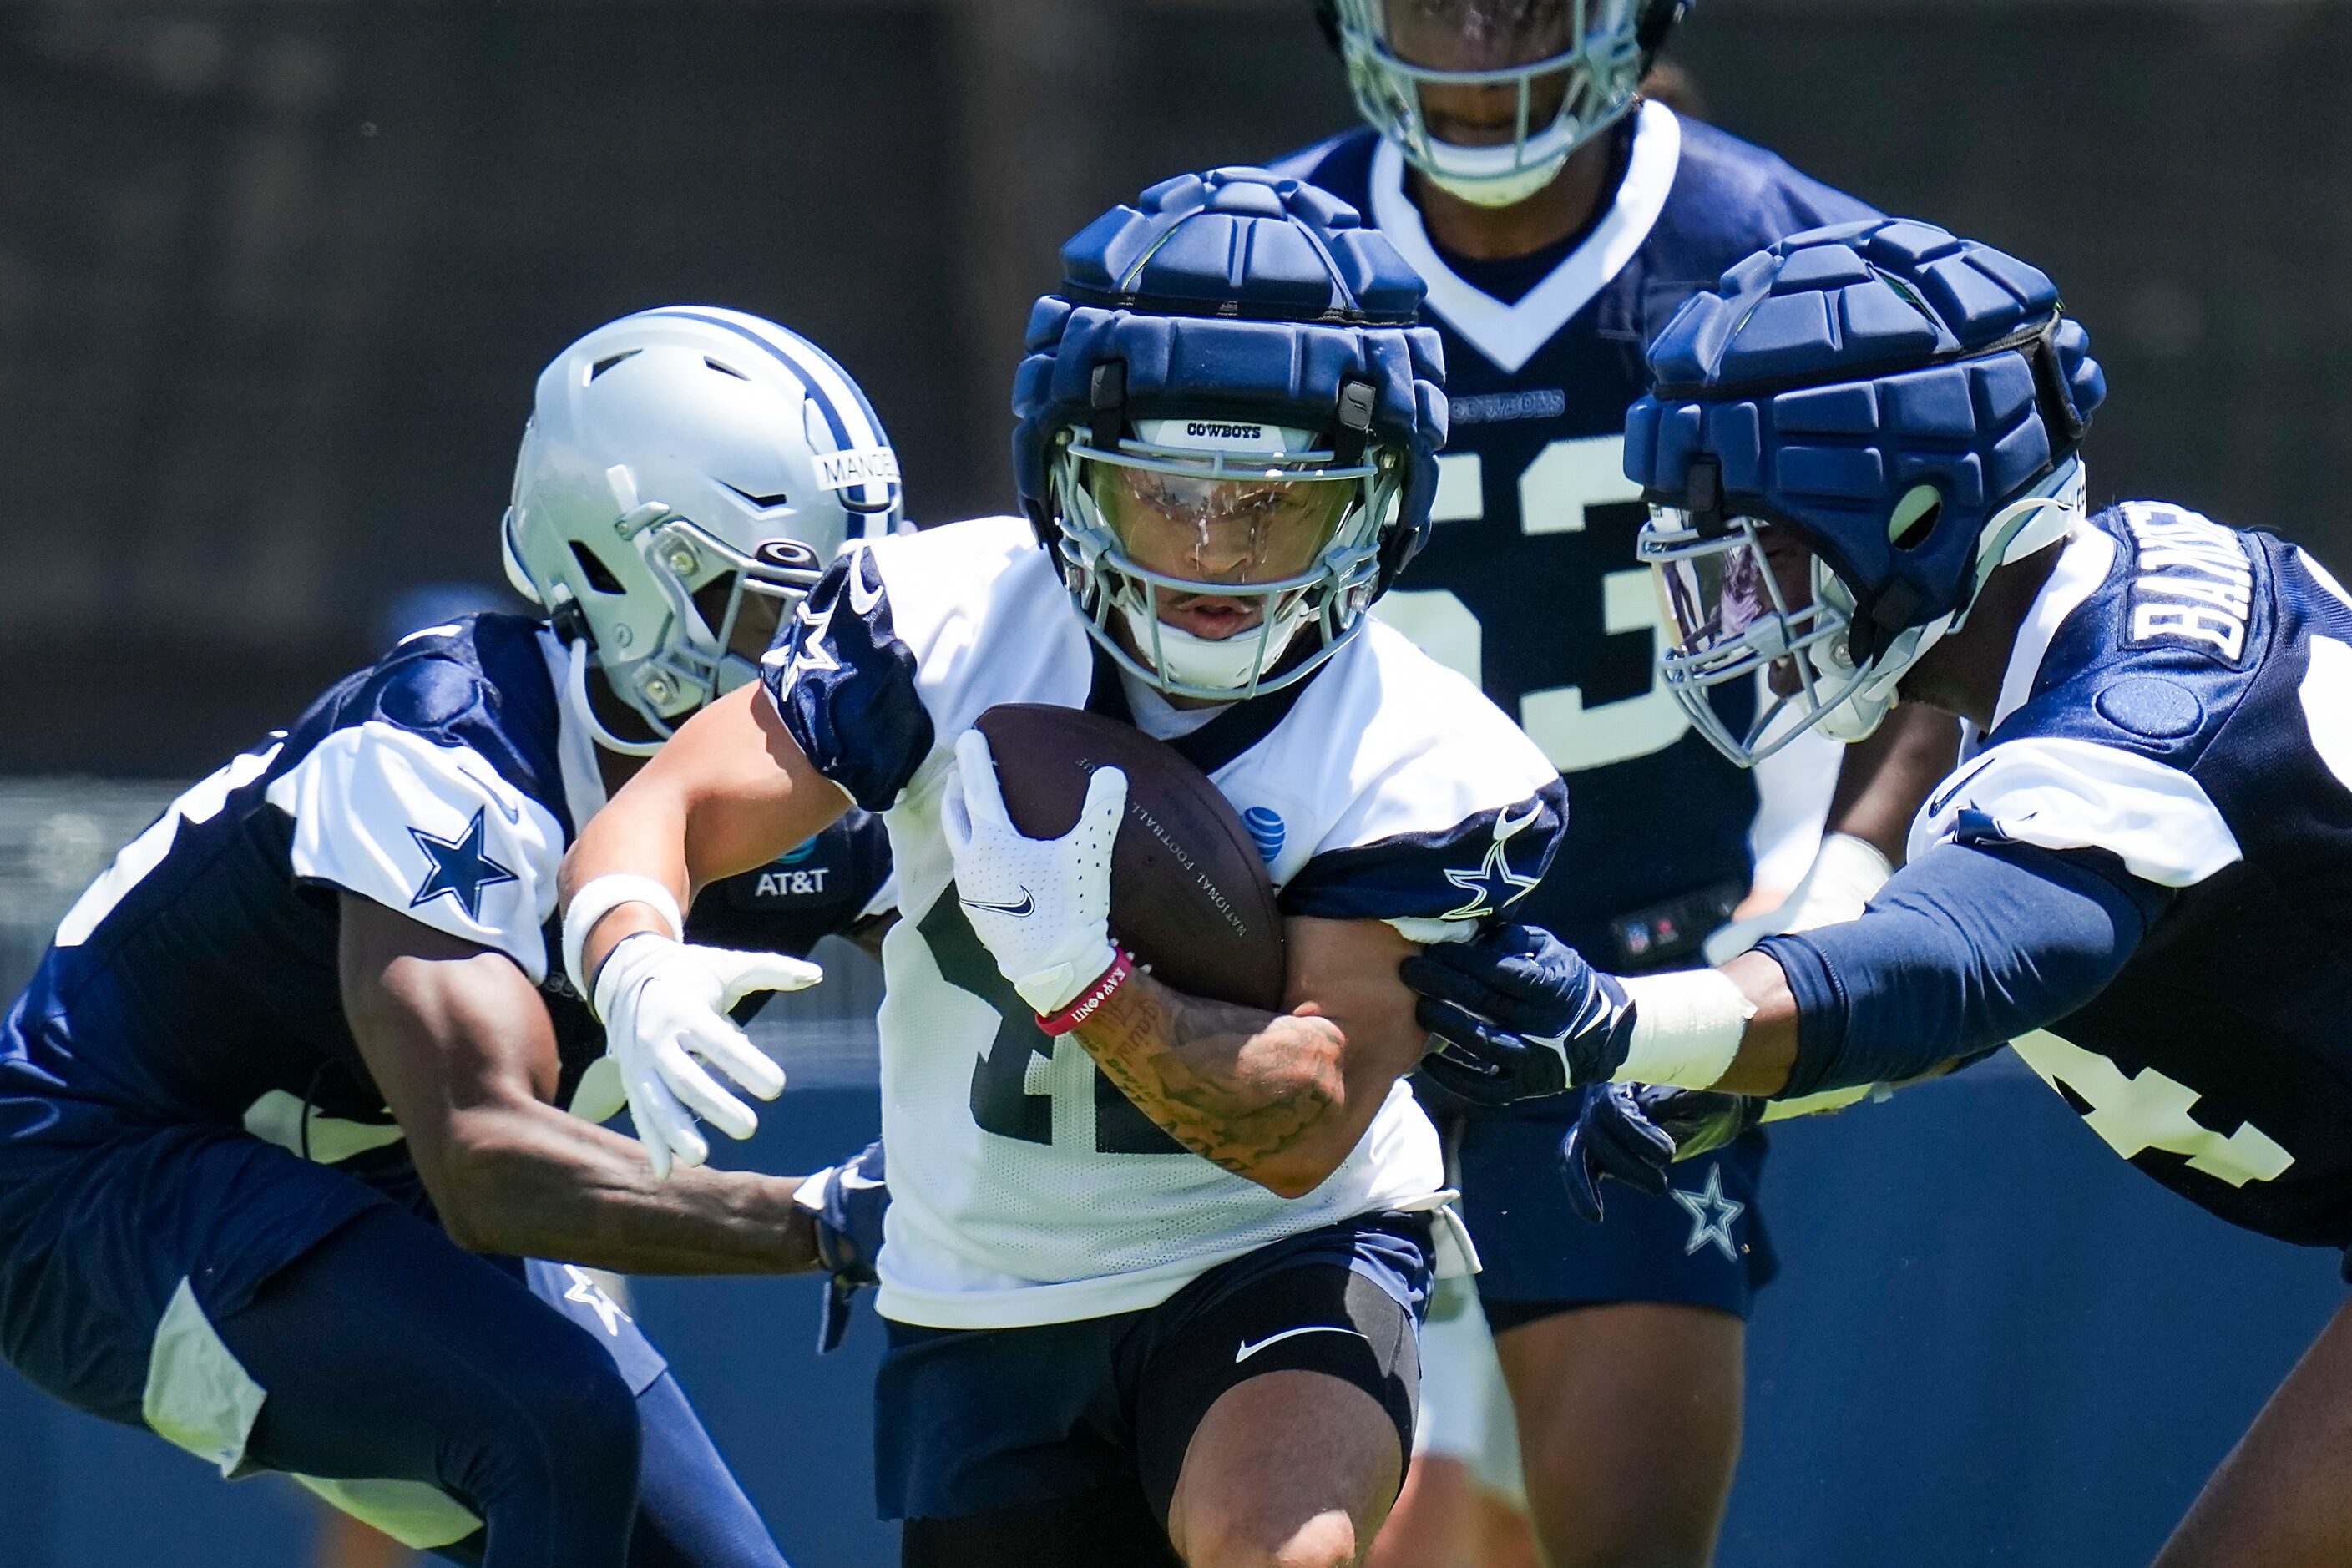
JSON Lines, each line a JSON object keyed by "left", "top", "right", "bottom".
{"left": 1071, "top": 978, "right": 1347, "bottom": 1181}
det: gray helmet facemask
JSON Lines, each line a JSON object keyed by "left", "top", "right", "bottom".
{"left": 1328, "top": 0, "right": 1652, "bottom": 206}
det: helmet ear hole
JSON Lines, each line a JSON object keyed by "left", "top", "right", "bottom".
{"left": 568, "top": 540, "right": 628, "bottom": 594}
{"left": 1889, "top": 484, "right": 1942, "bottom": 552}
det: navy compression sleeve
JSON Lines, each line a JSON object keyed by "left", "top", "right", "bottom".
{"left": 1758, "top": 840, "right": 2172, "bottom": 1100}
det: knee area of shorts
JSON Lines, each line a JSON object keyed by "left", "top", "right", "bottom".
{"left": 490, "top": 1344, "right": 642, "bottom": 1472}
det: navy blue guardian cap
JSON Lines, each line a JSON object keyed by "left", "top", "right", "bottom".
{"left": 1622, "top": 218, "right": 2107, "bottom": 765}
{"left": 1014, "top": 167, "right": 1449, "bottom": 701}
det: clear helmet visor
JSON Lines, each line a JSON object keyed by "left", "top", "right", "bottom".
{"left": 1052, "top": 416, "right": 1391, "bottom": 701}
{"left": 1085, "top": 462, "right": 1356, "bottom": 597}
{"left": 1652, "top": 526, "right": 1791, "bottom": 664}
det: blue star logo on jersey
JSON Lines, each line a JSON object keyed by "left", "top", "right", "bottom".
{"left": 1440, "top": 801, "right": 1545, "bottom": 921}
{"left": 1672, "top": 1163, "right": 1745, "bottom": 1262}
{"left": 407, "top": 808, "right": 518, "bottom": 922}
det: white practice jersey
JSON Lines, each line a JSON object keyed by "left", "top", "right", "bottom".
{"left": 761, "top": 517, "right": 1566, "bottom": 1328}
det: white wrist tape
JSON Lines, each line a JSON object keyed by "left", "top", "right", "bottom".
{"left": 1781, "top": 832, "right": 1894, "bottom": 933}
{"left": 1615, "top": 969, "right": 1757, "bottom": 1090}
{"left": 563, "top": 873, "right": 685, "bottom": 1013}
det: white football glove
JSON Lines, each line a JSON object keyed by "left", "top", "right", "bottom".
{"left": 592, "top": 933, "right": 820, "bottom": 1179}
{"left": 940, "top": 728, "right": 1125, "bottom": 1016}
{"left": 1702, "top": 831, "right": 1894, "bottom": 964}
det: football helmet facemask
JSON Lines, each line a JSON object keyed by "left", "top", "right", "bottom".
{"left": 1321, "top": 0, "right": 1686, "bottom": 206}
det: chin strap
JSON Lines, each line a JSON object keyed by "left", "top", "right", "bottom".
{"left": 1813, "top": 461, "right": 2088, "bottom": 744}
{"left": 566, "top": 635, "right": 665, "bottom": 758}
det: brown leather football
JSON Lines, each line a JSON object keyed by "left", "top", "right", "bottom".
{"left": 971, "top": 703, "right": 1287, "bottom": 1012}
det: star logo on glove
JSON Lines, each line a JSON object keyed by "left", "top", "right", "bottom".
{"left": 1440, "top": 801, "right": 1545, "bottom": 922}
{"left": 408, "top": 808, "right": 518, "bottom": 922}
{"left": 1672, "top": 1163, "right": 1745, "bottom": 1262}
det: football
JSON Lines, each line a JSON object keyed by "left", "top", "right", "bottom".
{"left": 972, "top": 703, "right": 1287, "bottom": 1012}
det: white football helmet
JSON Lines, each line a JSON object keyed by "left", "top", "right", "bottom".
{"left": 503, "top": 307, "right": 902, "bottom": 755}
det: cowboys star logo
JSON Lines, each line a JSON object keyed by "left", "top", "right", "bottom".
{"left": 1440, "top": 800, "right": 1545, "bottom": 922}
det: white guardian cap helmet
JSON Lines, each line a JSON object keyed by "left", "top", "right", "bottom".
{"left": 503, "top": 307, "right": 903, "bottom": 754}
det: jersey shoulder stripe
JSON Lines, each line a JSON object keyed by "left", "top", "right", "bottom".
{"left": 333, "top": 615, "right": 574, "bottom": 817}
{"left": 53, "top": 615, "right": 574, "bottom": 977}
{"left": 762, "top": 517, "right": 1081, "bottom": 812}
{"left": 265, "top": 719, "right": 567, "bottom": 979}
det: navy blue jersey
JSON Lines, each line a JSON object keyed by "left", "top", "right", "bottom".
{"left": 0, "top": 613, "right": 890, "bottom": 1161}
{"left": 1276, "top": 104, "right": 1876, "bottom": 964}
{"left": 1886, "top": 505, "right": 2352, "bottom": 1245}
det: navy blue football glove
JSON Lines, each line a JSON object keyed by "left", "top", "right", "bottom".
{"left": 798, "top": 1139, "right": 888, "bottom": 1353}
{"left": 1404, "top": 924, "right": 1636, "bottom": 1106}
{"left": 1559, "top": 1084, "right": 1767, "bottom": 1222}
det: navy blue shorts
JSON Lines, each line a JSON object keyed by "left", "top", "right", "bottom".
{"left": 874, "top": 1211, "right": 1434, "bottom": 1529}
{"left": 0, "top": 1118, "right": 665, "bottom": 1436}
{"left": 1449, "top": 1092, "right": 1776, "bottom": 1331}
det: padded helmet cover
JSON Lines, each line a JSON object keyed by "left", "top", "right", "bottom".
{"left": 1625, "top": 218, "right": 2107, "bottom": 642}
{"left": 1012, "top": 167, "right": 1449, "bottom": 597}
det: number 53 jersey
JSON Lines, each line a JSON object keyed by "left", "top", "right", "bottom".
{"left": 1278, "top": 104, "right": 1878, "bottom": 965}
{"left": 762, "top": 518, "right": 1567, "bottom": 1329}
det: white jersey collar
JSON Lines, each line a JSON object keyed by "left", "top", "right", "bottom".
{"left": 1369, "top": 99, "right": 1682, "bottom": 376}
{"left": 538, "top": 627, "right": 609, "bottom": 836}
{"left": 1990, "top": 524, "right": 2117, "bottom": 734}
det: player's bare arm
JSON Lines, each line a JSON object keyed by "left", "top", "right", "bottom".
{"left": 561, "top": 683, "right": 849, "bottom": 969}
{"left": 556, "top": 685, "right": 858, "bottom": 1176}
{"left": 340, "top": 893, "right": 825, "bottom": 1272}
{"left": 1070, "top": 916, "right": 1426, "bottom": 1199}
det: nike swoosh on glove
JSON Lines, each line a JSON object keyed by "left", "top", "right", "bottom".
{"left": 1559, "top": 1083, "right": 1767, "bottom": 1222}
{"left": 941, "top": 728, "right": 1125, "bottom": 1017}
{"left": 797, "top": 1140, "right": 888, "bottom": 1353}
{"left": 593, "top": 933, "right": 820, "bottom": 1179}
{"left": 1404, "top": 923, "right": 1635, "bottom": 1106}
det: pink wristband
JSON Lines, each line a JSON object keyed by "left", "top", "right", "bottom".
{"left": 1036, "top": 951, "right": 1133, "bottom": 1036}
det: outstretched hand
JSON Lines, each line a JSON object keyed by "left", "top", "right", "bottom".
{"left": 797, "top": 1139, "right": 888, "bottom": 1353}
{"left": 1559, "top": 1083, "right": 1766, "bottom": 1222}
{"left": 594, "top": 934, "right": 819, "bottom": 1179}
{"left": 1404, "top": 923, "right": 1635, "bottom": 1106}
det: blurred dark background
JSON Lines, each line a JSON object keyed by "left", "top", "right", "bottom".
{"left": 4, "top": 0, "right": 2349, "bottom": 776}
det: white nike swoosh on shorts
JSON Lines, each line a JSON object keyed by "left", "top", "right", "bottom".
{"left": 1232, "top": 1325, "right": 1368, "bottom": 1364}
